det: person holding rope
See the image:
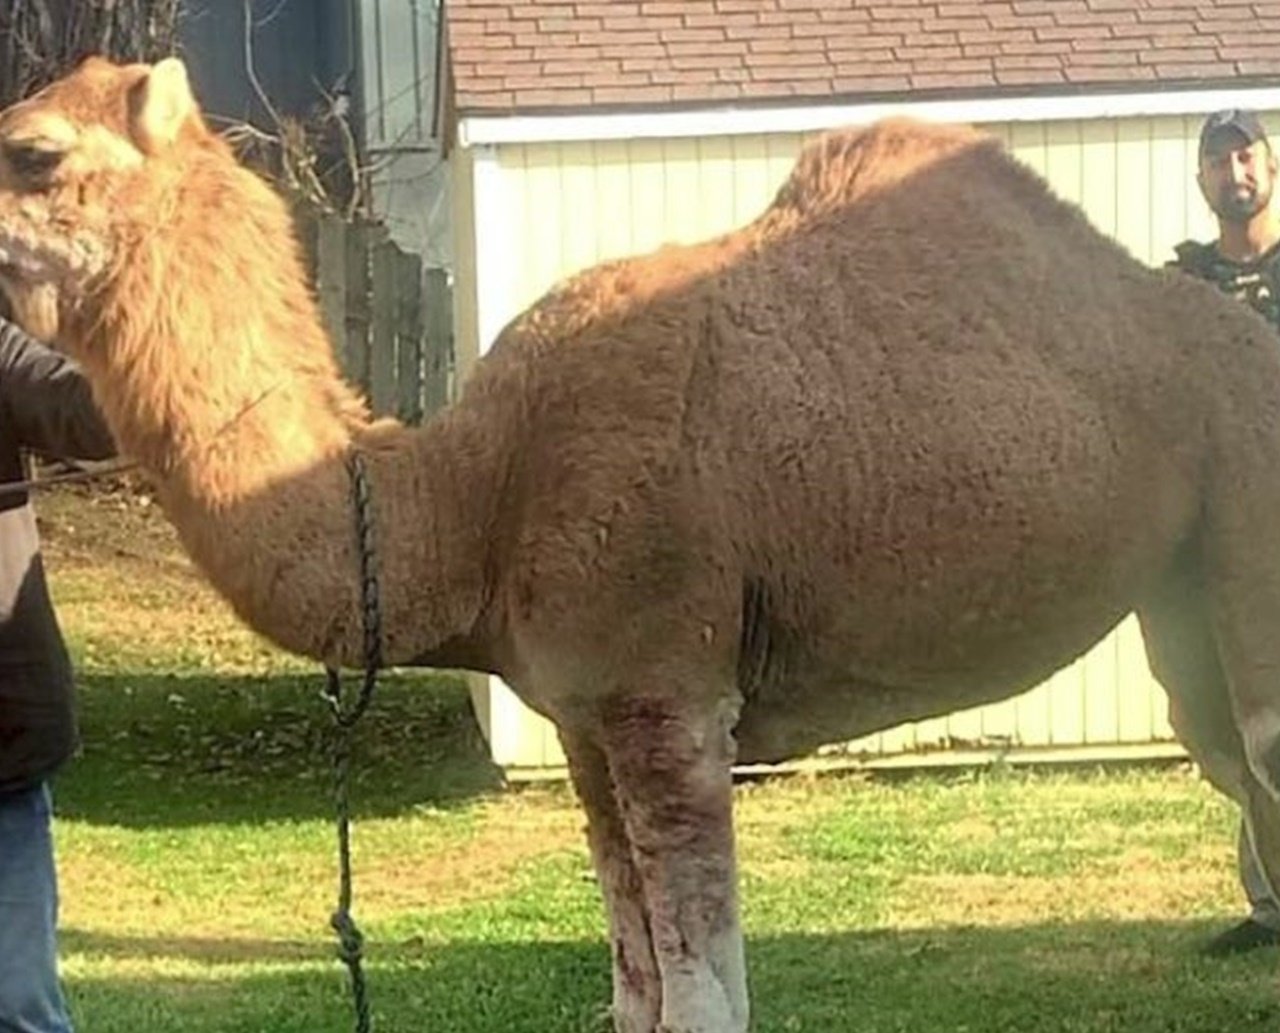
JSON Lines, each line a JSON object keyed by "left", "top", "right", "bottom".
{"left": 0, "top": 314, "right": 114, "bottom": 1032}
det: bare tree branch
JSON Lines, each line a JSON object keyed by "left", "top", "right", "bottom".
{"left": 227, "top": 0, "right": 379, "bottom": 220}
{"left": 241, "top": 0, "right": 283, "bottom": 131}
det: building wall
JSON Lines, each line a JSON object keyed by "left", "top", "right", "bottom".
{"left": 457, "top": 111, "right": 1274, "bottom": 772}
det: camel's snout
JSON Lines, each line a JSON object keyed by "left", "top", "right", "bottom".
{"left": 0, "top": 207, "right": 108, "bottom": 342}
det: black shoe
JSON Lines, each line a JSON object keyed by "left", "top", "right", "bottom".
{"left": 1202, "top": 918, "right": 1280, "bottom": 957}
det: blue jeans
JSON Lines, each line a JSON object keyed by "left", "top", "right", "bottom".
{"left": 0, "top": 783, "right": 72, "bottom": 1033}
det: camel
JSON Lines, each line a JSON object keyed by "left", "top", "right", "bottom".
{"left": 1, "top": 55, "right": 1279, "bottom": 1033}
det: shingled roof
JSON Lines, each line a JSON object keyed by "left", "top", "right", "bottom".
{"left": 444, "top": 0, "right": 1280, "bottom": 116}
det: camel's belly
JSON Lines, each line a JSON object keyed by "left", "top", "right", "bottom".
{"left": 725, "top": 383, "right": 1197, "bottom": 764}
{"left": 732, "top": 567, "right": 1139, "bottom": 765}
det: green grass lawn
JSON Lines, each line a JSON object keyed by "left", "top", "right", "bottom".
{"left": 34, "top": 486, "right": 1280, "bottom": 1032}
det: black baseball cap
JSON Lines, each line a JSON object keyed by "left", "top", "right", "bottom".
{"left": 1199, "top": 109, "right": 1270, "bottom": 158}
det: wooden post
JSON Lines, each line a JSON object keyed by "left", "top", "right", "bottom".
{"left": 422, "top": 268, "right": 453, "bottom": 415}
{"left": 292, "top": 201, "right": 319, "bottom": 280}
{"left": 368, "top": 239, "right": 398, "bottom": 417}
{"left": 343, "top": 222, "right": 372, "bottom": 395}
{"left": 315, "top": 215, "right": 347, "bottom": 364}
{"left": 394, "top": 252, "right": 425, "bottom": 424}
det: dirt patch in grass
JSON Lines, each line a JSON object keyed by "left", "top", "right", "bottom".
{"left": 360, "top": 790, "right": 587, "bottom": 913}
{"left": 38, "top": 484, "right": 303, "bottom": 674}
{"left": 37, "top": 481, "right": 186, "bottom": 571}
{"left": 891, "top": 851, "right": 1238, "bottom": 929}
{"left": 58, "top": 853, "right": 157, "bottom": 929}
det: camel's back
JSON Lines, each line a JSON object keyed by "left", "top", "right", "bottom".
{"left": 479, "top": 118, "right": 1255, "bottom": 484}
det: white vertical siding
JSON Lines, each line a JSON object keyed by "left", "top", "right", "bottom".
{"left": 461, "top": 112, "right": 1274, "bottom": 771}
{"left": 498, "top": 113, "right": 1247, "bottom": 312}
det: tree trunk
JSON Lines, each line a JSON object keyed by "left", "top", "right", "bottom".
{"left": 0, "top": 0, "right": 182, "bottom": 108}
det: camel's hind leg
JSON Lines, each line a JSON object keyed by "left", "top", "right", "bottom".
{"left": 1139, "top": 552, "right": 1280, "bottom": 907}
{"left": 598, "top": 690, "right": 748, "bottom": 1033}
{"left": 560, "top": 729, "right": 662, "bottom": 1033}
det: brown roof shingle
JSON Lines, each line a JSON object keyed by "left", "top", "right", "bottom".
{"left": 444, "top": 0, "right": 1280, "bottom": 115}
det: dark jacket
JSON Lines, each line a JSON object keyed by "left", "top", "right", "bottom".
{"left": 1168, "top": 238, "right": 1280, "bottom": 332}
{"left": 0, "top": 318, "right": 115, "bottom": 795}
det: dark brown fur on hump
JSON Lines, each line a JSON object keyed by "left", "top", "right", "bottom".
{"left": 509, "top": 119, "right": 1002, "bottom": 351}
{"left": 767, "top": 118, "right": 994, "bottom": 220}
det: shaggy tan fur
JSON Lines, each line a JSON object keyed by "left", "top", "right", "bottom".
{"left": 2, "top": 57, "right": 1280, "bottom": 1033}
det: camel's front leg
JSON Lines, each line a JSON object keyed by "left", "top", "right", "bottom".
{"left": 561, "top": 728, "right": 662, "bottom": 1033}
{"left": 601, "top": 693, "right": 748, "bottom": 1033}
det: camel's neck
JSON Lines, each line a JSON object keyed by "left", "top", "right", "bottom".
{"left": 72, "top": 154, "right": 506, "bottom": 669}
{"left": 85, "top": 333, "right": 504, "bottom": 667}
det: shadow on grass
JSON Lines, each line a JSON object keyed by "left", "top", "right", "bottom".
{"left": 63, "top": 921, "right": 1280, "bottom": 1033}
{"left": 56, "top": 670, "right": 506, "bottom": 828}
{"left": 64, "top": 929, "right": 330, "bottom": 964}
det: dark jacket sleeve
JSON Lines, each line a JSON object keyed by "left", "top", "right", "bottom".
{"left": 0, "top": 318, "right": 116, "bottom": 461}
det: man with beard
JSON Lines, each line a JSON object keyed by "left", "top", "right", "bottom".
{"left": 1169, "top": 108, "right": 1280, "bottom": 956}
{"left": 1171, "top": 109, "right": 1280, "bottom": 329}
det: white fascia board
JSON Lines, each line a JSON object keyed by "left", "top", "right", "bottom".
{"left": 458, "top": 86, "right": 1280, "bottom": 148}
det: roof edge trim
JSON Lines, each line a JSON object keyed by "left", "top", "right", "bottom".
{"left": 457, "top": 85, "right": 1280, "bottom": 148}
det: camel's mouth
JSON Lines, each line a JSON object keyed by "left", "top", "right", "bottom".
{"left": 0, "top": 207, "right": 110, "bottom": 341}
{"left": 0, "top": 210, "right": 108, "bottom": 290}
{"left": 0, "top": 242, "right": 59, "bottom": 285}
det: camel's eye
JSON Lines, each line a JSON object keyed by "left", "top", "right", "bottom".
{"left": 1, "top": 140, "right": 67, "bottom": 186}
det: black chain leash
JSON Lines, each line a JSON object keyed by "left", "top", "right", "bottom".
{"left": 323, "top": 448, "right": 383, "bottom": 1033}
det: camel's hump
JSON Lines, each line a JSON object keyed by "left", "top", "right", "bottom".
{"left": 769, "top": 118, "right": 998, "bottom": 220}
{"left": 499, "top": 119, "right": 1003, "bottom": 349}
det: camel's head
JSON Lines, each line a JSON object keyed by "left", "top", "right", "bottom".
{"left": 0, "top": 55, "right": 203, "bottom": 341}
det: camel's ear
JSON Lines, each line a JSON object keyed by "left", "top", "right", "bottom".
{"left": 128, "top": 58, "right": 194, "bottom": 155}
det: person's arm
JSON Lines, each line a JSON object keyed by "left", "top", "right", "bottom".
{"left": 0, "top": 318, "right": 115, "bottom": 460}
